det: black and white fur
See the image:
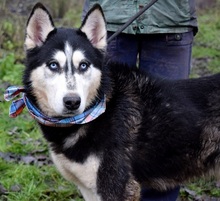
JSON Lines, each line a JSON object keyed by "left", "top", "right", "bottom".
{"left": 23, "top": 3, "right": 220, "bottom": 201}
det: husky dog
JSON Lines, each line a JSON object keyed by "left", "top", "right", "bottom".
{"left": 21, "top": 3, "right": 220, "bottom": 201}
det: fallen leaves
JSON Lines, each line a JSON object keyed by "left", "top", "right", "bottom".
{"left": 0, "top": 152, "right": 52, "bottom": 166}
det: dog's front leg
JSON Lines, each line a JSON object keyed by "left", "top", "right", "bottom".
{"left": 97, "top": 175, "right": 141, "bottom": 201}
{"left": 123, "top": 178, "right": 141, "bottom": 201}
{"left": 97, "top": 158, "right": 141, "bottom": 201}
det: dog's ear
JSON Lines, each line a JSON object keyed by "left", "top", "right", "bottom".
{"left": 80, "top": 4, "right": 107, "bottom": 51}
{"left": 25, "top": 3, "right": 55, "bottom": 50}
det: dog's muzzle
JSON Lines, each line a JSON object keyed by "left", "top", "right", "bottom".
{"left": 63, "top": 94, "right": 81, "bottom": 111}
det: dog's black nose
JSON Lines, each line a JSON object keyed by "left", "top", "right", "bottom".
{"left": 63, "top": 95, "right": 81, "bottom": 110}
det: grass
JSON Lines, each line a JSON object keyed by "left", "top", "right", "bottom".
{"left": 0, "top": 1, "right": 220, "bottom": 201}
{"left": 0, "top": 159, "right": 82, "bottom": 201}
{"left": 191, "top": 2, "right": 220, "bottom": 77}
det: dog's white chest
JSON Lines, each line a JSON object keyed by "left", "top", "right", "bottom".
{"left": 50, "top": 151, "right": 101, "bottom": 201}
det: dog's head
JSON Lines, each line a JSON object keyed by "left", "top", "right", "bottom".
{"left": 23, "top": 3, "right": 107, "bottom": 117}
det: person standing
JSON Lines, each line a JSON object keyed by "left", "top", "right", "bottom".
{"left": 83, "top": 0, "right": 198, "bottom": 200}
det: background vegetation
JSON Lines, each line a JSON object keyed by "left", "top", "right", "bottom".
{"left": 0, "top": 0, "right": 220, "bottom": 200}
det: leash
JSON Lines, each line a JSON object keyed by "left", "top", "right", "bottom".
{"left": 107, "top": 0, "right": 159, "bottom": 43}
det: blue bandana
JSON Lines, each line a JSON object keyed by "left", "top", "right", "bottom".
{"left": 4, "top": 86, "right": 106, "bottom": 127}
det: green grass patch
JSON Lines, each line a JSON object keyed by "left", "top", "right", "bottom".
{"left": 0, "top": 90, "right": 41, "bottom": 155}
{"left": 0, "top": 53, "right": 24, "bottom": 85}
{"left": 0, "top": 159, "right": 83, "bottom": 201}
{"left": 187, "top": 178, "right": 220, "bottom": 197}
{"left": 192, "top": 6, "right": 220, "bottom": 76}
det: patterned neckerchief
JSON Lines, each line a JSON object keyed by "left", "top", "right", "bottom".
{"left": 4, "top": 86, "right": 106, "bottom": 127}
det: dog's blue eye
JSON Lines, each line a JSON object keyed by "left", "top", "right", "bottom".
{"left": 48, "top": 62, "right": 59, "bottom": 71}
{"left": 79, "top": 62, "right": 89, "bottom": 72}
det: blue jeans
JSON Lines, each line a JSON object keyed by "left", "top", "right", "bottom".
{"left": 107, "top": 31, "right": 194, "bottom": 201}
{"left": 107, "top": 31, "right": 194, "bottom": 79}
{"left": 140, "top": 187, "right": 180, "bottom": 201}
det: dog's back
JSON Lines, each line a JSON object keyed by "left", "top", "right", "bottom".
{"left": 122, "top": 71, "right": 220, "bottom": 190}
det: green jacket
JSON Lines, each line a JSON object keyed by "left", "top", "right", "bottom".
{"left": 86, "top": 0, "right": 198, "bottom": 35}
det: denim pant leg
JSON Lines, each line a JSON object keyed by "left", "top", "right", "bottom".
{"left": 138, "top": 32, "right": 194, "bottom": 201}
{"left": 140, "top": 187, "right": 180, "bottom": 201}
{"left": 139, "top": 32, "right": 194, "bottom": 79}
{"left": 107, "top": 32, "right": 138, "bottom": 67}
